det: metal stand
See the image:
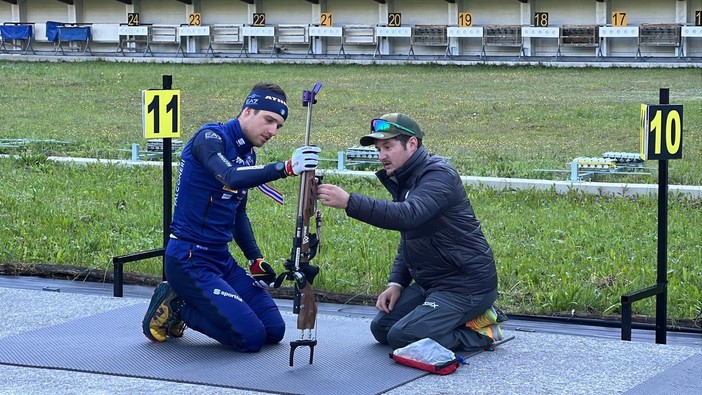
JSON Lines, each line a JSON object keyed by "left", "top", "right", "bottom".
{"left": 621, "top": 88, "right": 670, "bottom": 344}
{"left": 113, "top": 75, "right": 174, "bottom": 297}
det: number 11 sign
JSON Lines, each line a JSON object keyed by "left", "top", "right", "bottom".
{"left": 142, "top": 89, "right": 181, "bottom": 139}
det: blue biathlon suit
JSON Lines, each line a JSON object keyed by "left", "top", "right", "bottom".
{"left": 142, "top": 82, "right": 321, "bottom": 352}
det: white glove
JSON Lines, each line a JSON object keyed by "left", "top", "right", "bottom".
{"left": 285, "top": 145, "right": 321, "bottom": 176}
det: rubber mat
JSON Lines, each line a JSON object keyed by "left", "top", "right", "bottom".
{"left": 0, "top": 303, "right": 431, "bottom": 395}
{"left": 623, "top": 353, "right": 702, "bottom": 395}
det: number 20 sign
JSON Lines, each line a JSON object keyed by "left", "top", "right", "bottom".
{"left": 142, "top": 89, "right": 181, "bottom": 139}
{"left": 640, "top": 104, "right": 683, "bottom": 160}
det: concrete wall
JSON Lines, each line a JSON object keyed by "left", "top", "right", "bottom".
{"left": 0, "top": 0, "right": 699, "bottom": 59}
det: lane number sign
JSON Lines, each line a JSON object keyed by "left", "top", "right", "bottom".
{"left": 142, "top": 90, "right": 181, "bottom": 138}
{"left": 640, "top": 104, "right": 683, "bottom": 160}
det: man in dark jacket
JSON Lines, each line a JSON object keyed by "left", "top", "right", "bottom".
{"left": 317, "top": 113, "right": 502, "bottom": 351}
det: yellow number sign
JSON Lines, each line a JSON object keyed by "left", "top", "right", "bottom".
{"left": 142, "top": 90, "right": 181, "bottom": 139}
{"left": 458, "top": 13, "right": 473, "bottom": 27}
{"left": 189, "top": 13, "right": 201, "bottom": 26}
{"left": 320, "top": 12, "right": 333, "bottom": 27}
{"left": 612, "top": 12, "right": 627, "bottom": 27}
{"left": 640, "top": 104, "right": 683, "bottom": 160}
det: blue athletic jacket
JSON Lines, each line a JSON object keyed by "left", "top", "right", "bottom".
{"left": 170, "top": 119, "right": 287, "bottom": 258}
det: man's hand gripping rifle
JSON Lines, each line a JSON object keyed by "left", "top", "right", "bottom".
{"left": 273, "top": 82, "right": 323, "bottom": 366}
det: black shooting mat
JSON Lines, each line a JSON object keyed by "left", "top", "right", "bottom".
{"left": 0, "top": 302, "right": 430, "bottom": 395}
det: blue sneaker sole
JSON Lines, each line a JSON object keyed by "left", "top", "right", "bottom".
{"left": 142, "top": 282, "right": 173, "bottom": 342}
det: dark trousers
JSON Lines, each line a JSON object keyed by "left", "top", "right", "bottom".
{"left": 370, "top": 284, "right": 498, "bottom": 351}
{"left": 165, "top": 238, "right": 285, "bottom": 352}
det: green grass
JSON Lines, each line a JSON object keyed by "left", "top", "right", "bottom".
{"left": 0, "top": 61, "right": 700, "bottom": 323}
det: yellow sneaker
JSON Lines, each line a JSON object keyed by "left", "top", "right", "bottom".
{"left": 466, "top": 306, "right": 499, "bottom": 331}
{"left": 477, "top": 324, "right": 504, "bottom": 342}
{"left": 142, "top": 282, "right": 180, "bottom": 342}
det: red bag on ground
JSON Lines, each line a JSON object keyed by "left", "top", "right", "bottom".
{"left": 390, "top": 338, "right": 461, "bottom": 375}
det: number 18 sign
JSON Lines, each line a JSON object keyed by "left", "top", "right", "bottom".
{"left": 142, "top": 89, "right": 181, "bottom": 139}
{"left": 640, "top": 104, "right": 683, "bottom": 160}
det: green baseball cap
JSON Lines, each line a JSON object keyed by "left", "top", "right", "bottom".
{"left": 360, "top": 113, "right": 423, "bottom": 146}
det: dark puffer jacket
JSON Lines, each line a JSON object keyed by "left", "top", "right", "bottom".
{"left": 345, "top": 146, "right": 498, "bottom": 295}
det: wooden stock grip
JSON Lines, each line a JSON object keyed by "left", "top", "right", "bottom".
{"left": 300, "top": 170, "right": 316, "bottom": 260}
{"left": 296, "top": 282, "right": 317, "bottom": 330}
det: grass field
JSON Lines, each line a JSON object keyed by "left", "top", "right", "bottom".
{"left": 0, "top": 61, "right": 700, "bottom": 324}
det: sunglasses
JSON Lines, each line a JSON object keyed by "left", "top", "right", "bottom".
{"left": 371, "top": 119, "right": 416, "bottom": 136}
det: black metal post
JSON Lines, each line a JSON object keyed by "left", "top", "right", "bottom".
{"left": 620, "top": 88, "right": 671, "bottom": 343}
{"left": 112, "top": 75, "right": 174, "bottom": 296}
{"left": 655, "top": 88, "right": 669, "bottom": 345}
{"left": 162, "top": 74, "right": 173, "bottom": 281}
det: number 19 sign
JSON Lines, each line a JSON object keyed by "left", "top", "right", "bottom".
{"left": 640, "top": 104, "right": 683, "bottom": 160}
{"left": 142, "top": 89, "right": 181, "bottom": 139}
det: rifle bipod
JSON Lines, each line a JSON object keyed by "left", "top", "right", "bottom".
{"left": 289, "top": 337, "right": 317, "bottom": 366}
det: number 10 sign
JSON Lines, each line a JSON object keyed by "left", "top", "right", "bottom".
{"left": 640, "top": 104, "right": 683, "bottom": 160}
{"left": 142, "top": 89, "right": 181, "bottom": 139}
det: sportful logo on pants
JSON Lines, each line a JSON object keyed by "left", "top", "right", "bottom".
{"left": 213, "top": 288, "right": 243, "bottom": 302}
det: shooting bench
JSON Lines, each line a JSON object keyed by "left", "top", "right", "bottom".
{"left": 205, "top": 24, "right": 244, "bottom": 57}
{"left": 307, "top": 25, "right": 342, "bottom": 58}
{"left": 55, "top": 23, "right": 92, "bottom": 55}
{"left": 339, "top": 25, "right": 376, "bottom": 58}
{"left": 373, "top": 25, "right": 411, "bottom": 59}
{"left": 240, "top": 25, "right": 275, "bottom": 57}
{"left": 680, "top": 25, "right": 702, "bottom": 58}
{"left": 445, "top": 26, "right": 483, "bottom": 58}
{"left": 482, "top": 25, "right": 522, "bottom": 58}
{"left": 116, "top": 24, "right": 149, "bottom": 55}
{"left": 559, "top": 25, "right": 598, "bottom": 56}
{"left": 177, "top": 24, "right": 210, "bottom": 57}
{"left": 0, "top": 22, "right": 35, "bottom": 54}
{"left": 521, "top": 26, "right": 560, "bottom": 57}
{"left": 275, "top": 24, "right": 309, "bottom": 55}
{"left": 409, "top": 25, "right": 447, "bottom": 59}
{"left": 637, "top": 24, "right": 681, "bottom": 58}
{"left": 145, "top": 25, "right": 179, "bottom": 56}
{"left": 598, "top": 26, "right": 639, "bottom": 59}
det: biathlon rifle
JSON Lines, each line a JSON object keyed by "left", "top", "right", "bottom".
{"left": 274, "top": 82, "right": 323, "bottom": 366}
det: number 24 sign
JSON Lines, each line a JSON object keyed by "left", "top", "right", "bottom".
{"left": 640, "top": 104, "right": 683, "bottom": 160}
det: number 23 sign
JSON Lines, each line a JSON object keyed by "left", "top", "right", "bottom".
{"left": 640, "top": 104, "right": 683, "bottom": 160}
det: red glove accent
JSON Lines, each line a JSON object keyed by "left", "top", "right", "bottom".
{"left": 248, "top": 258, "right": 277, "bottom": 288}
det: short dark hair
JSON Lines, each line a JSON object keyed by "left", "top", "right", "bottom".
{"left": 395, "top": 134, "right": 423, "bottom": 148}
{"left": 251, "top": 82, "right": 287, "bottom": 101}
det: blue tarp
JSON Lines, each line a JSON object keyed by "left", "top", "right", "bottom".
{"left": 58, "top": 26, "right": 91, "bottom": 41}
{"left": 46, "top": 21, "right": 63, "bottom": 42}
{"left": 0, "top": 25, "right": 33, "bottom": 40}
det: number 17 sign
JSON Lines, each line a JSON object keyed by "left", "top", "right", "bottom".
{"left": 142, "top": 89, "right": 181, "bottom": 139}
{"left": 640, "top": 104, "right": 683, "bottom": 160}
